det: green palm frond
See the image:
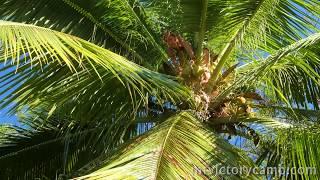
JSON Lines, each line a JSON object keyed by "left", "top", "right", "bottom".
{"left": 0, "top": 116, "right": 102, "bottom": 179}
{"left": 0, "top": 125, "right": 10, "bottom": 133}
{"left": 212, "top": 0, "right": 319, "bottom": 49}
{"left": 248, "top": 33, "right": 320, "bottom": 108}
{"left": 0, "top": 20, "right": 192, "bottom": 152}
{"left": 209, "top": 0, "right": 277, "bottom": 82}
{"left": 0, "top": 108, "right": 159, "bottom": 179}
{"left": 256, "top": 104, "right": 320, "bottom": 123}
{"left": 209, "top": 116, "right": 292, "bottom": 129}
{"left": 0, "top": 21, "right": 192, "bottom": 118}
{"left": 0, "top": 0, "right": 319, "bottom": 179}
{"left": 0, "top": 0, "right": 167, "bottom": 67}
{"left": 215, "top": 32, "right": 320, "bottom": 108}
{"left": 143, "top": 0, "right": 320, "bottom": 83}
{"left": 260, "top": 50, "right": 320, "bottom": 109}
{"left": 0, "top": 125, "right": 11, "bottom": 144}
{"left": 141, "top": 0, "right": 228, "bottom": 58}
{"left": 142, "top": 0, "right": 225, "bottom": 33}
{"left": 262, "top": 127, "right": 320, "bottom": 179}
{"left": 74, "top": 112, "right": 257, "bottom": 179}
{"left": 210, "top": 0, "right": 319, "bottom": 82}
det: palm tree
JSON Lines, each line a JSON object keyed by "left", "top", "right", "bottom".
{"left": 0, "top": 0, "right": 320, "bottom": 179}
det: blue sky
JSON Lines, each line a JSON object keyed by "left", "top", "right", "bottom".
{"left": 0, "top": 64, "right": 19, "bottom": 126}
{"left": 0, "top": 109, "right": 17, "bottom": 125}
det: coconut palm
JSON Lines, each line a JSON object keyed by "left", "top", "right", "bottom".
{"left": 0, "top": 0, "right": 320, "bottom": 179}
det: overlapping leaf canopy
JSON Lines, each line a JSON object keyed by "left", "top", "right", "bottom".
{"left": 74, "top": 112, "right": 257, "bottom": 179}
{"left": 0, "top": 21, "right": 191, "bottom": 119}
{"left": 0, "top": 0, "right": 319, "bottom": 179}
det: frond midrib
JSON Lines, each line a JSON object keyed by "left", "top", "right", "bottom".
{"left": 211, "top": 0, "right": 268, "bottom": 83}
{"left": 62, "top": 0, "right": 145, "bottom": 62}
{"left": 0, "top": 128, "right": 97, "bottom": 160}
{"left": 153, "top": 113, "right": 182, "bottom": 179}
{"left": 123, "top": 0, "right": 167, "bottom": 61}
{"left": 195, "top": 0, "right": 209, "bottom": 60}
{"left": 213, "top": 32, "right": 320, "bottom": 109}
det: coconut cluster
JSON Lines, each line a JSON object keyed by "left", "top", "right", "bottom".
{"left": 162, "top": 32, "right": 265, "bottom": 120}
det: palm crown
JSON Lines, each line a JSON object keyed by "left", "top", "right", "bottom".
{"left": 0, "top": 0, "right": 320, "bottom": 179}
